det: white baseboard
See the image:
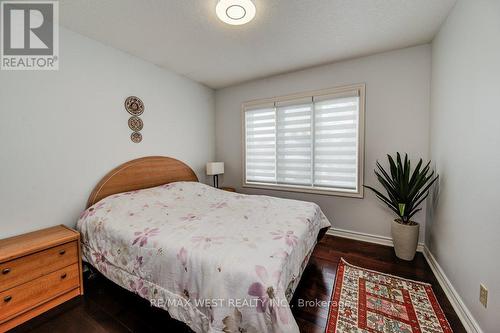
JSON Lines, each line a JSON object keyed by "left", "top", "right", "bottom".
{"left": 326, "top": 227, "right": 425, "bottom": 252}
{"left": 423, "top": 247, "right": 483, "bottom": 333}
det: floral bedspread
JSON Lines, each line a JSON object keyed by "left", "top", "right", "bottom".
{"left": 77, "top": 182, "right": 331, "bottom": 333}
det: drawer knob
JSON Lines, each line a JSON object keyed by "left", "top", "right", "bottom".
{"left": 61, "top": 273, "right": 67, "bottom": 279}
{"left": 2, "top": 268, "right": 10, "bottom": 275}
{"left": 4, "top": 296, "right": 12, "bottom": 303}
{"left": 59, "top": 249, "right": 66, "bottom": 255}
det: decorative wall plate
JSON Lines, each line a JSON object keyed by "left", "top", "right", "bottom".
{"left": 130, "top": 132, "right": 142, "bottom": 143}
{"left": 128, "top": 116, "right": 144, "bottom": 131}
{"left": 125, "top": 96, "right": 144, "bottom": 116}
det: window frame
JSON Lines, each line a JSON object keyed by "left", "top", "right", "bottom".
{"left": 241, "top": 83, "right": 365, "bottom": 198}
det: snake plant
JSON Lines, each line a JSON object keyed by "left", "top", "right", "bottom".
{"left": 364, "top": 153, "right": 439, "bottom": 225}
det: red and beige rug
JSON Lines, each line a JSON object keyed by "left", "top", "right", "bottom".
{"left": 326, "top": 259, "right": 453, "bottom": 333}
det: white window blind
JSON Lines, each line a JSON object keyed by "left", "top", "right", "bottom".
{"left": 243, "top": 85, "right": 364, "bottom": 197}
{"left": 245, "top": 105, "right": 276, "bottom": 183}
{"left": 276, "top": 98, "right": 313, "bottom": 186}
{"left": 313, "top": 94, "right": 359, "bottom": 190}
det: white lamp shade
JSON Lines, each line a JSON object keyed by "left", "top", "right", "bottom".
{"left": 206, "top": 162, "right": 224, "bottom": 175}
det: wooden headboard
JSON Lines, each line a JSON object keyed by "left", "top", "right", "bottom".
{"left": 86, "top": 156, "right": 198, "bottom": 208}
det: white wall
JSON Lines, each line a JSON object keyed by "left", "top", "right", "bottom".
{"left": 428, "top": 1, "right": 500, "bottom": 331}
{"left": 215, "top": 45, "right": 431, "bottom": 242}
{"left": 0, "top": 27, "right": 215, "bottom": 238}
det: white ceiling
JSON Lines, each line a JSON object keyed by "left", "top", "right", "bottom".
{"left": 59, "top": 0, "right": 456, "bottom": 89}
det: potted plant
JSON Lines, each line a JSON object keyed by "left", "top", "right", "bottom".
{"left": 365, "top": 153, "right": 438, "bottom": 261}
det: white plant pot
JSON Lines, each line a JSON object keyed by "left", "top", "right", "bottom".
{"left": 391, "top": 219, "right": 419, "bottom": 261}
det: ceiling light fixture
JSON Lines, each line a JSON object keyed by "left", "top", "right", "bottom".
{"left": 216, "top": 0, "right": 256, "bottom": 26}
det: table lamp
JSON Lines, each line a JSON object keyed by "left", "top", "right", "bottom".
{"left": 206, "top": 162, "right": 224, "bottom": 188}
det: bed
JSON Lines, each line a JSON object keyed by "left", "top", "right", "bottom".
{"left": 77, "top": 156, "right": 331, "bottom": 333}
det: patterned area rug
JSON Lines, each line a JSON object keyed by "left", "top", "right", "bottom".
{"left": 326, "top": 259, "right": 453, "bottom": 333}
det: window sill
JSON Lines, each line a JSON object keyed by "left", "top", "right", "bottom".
{"left": 242, "top": 182, "right": 364, "bottom": 198}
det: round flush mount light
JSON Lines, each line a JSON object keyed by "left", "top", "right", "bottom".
{"left": 216, "top": 0, "right": 256, "bottom": 25}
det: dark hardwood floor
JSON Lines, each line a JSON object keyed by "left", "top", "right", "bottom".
{"left": 10, "top": 235, "right": 466, "bottom": 333}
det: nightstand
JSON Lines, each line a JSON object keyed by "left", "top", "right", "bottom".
{"left": 221, "top": 186, "right": 236, "bottom": 192}
{"left": 0, "top": 225, "right": 83, "bottom": 332}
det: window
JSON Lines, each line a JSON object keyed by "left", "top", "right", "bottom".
{"left": 242, "top": 84, "right": 365, "bottom": 197}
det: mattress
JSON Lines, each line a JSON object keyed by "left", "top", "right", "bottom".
{"left": 77, "top": 181, "right": 331, "bottom": 333}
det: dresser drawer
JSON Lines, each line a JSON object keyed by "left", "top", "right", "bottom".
{"left": 0, "top": 263, "right": 79, "bottom": 322}
{"left": 0, "top": 241, "right": 78, "bottom": 292}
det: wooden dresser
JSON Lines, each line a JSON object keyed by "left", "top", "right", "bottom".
{"left": 0, "top": 225, "right": 83, "bottom": 332}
